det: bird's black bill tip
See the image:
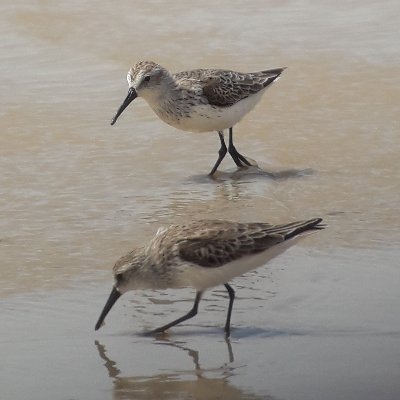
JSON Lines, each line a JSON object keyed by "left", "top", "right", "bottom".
{"left": 110, "top": 87, "right": 137, "bottom": 126}
{"left": 95, "top": 286, "right": 122, "bottom": 331}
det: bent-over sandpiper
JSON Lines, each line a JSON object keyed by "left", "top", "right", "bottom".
{"left": 95, "top": 218, "right": 323, "bottom": 336}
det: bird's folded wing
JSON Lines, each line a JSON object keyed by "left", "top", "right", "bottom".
{"left": 178, "top": 234, "right": 284, "bottom": 268}
{"left": 202, "top": 74, "right": 265, "bottom": 107}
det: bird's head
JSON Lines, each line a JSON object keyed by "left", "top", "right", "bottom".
{"left": 94, "top": 250, "right": 146, "bottom": 331}
{"left": 110, "top": 61, "right": 170, "bottom": 125}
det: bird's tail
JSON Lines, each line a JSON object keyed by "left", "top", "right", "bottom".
{"left": 279, "top": 218, "right": 325, "bottom": 240}
{"left": 259, "top": 67, "right": 287, "bottom": 87}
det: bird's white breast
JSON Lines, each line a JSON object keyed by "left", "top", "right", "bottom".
{"left": 149, "top": 89, "right": 267, "bottom": 133}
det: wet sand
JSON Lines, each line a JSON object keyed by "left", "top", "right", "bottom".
{"left": 1, "top": 1, "right": 400, "bottom": 399}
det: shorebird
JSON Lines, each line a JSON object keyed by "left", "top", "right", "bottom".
{"left": 95, "top": 218, "right": 323, "bottom": 336}
{"left": 110, "top": 61, "right": 285, "bottom": 175}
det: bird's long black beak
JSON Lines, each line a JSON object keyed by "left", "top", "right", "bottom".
{"left": 95, "top": 286, "right": 122, "bottom": 330}
{"left": 111, "top": 87, "right": 137, "bottom": 125}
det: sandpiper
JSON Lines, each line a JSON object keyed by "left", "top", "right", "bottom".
{"left": 95, "top": 218, "right": 324, "bottom": 336}
{"left": 110, "top": 61, "right": 285, "bottom": 175}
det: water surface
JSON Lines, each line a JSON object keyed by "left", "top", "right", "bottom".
{"left": 1, "top": 1, "right": 400, "bottom": 399}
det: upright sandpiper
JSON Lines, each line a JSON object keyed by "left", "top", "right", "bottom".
{"left": 111, "top": 61, "right": 285, "bottom": 175}
{"left": 95, "top": 218, "right": 324, "bottom": 336}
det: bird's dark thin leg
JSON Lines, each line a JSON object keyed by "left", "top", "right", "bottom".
{"left": 228, "top": 127, "right": 251, "bottom": 167}
{"left": 149, "top": 292, "right": 203, "bottom": 334}
{"left": 224, "top": 283, "right": 235, "bottom": 337}
{"left": 209, "top": 131, "right": 227, "bottom": 176}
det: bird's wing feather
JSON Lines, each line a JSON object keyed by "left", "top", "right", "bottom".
{"left": 202, "top": 69, "right": 285, "bottom": 107}
{"left": 178, "top": 225, "right": 284, "bottom": 268}
{"left": 178, "top": 218, "right": 323, "bottom": 268}
{"left": 173, "top": 68, "right": 285, "bottom": 107}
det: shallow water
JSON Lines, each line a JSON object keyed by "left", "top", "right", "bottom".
{"left": 1, "top": 1, "right": 400, "bottom": 399}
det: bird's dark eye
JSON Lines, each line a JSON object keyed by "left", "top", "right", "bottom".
{"left": 144, "top": 75, "right": 150, "bottom": 82}
{"left": 115, "top": 273, "right": 123, "bottom": 284}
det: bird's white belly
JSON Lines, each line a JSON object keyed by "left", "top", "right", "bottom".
{"left": 152, "top": 89, "right": 266, "bottom": 133}
{"left": 176, "top": 235, "right": 303, "bottom": 291}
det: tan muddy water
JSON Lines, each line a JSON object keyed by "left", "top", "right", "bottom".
{"left": 1, "top": 1, "right": 400, "bottom": 399}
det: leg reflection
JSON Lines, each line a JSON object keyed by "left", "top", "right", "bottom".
{"left": 94, "top": 338, "right": 275, "bottom": 400}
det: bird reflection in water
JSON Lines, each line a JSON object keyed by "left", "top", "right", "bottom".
{"left": 94, "top": 338, "right": 275, "bottom": 400}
